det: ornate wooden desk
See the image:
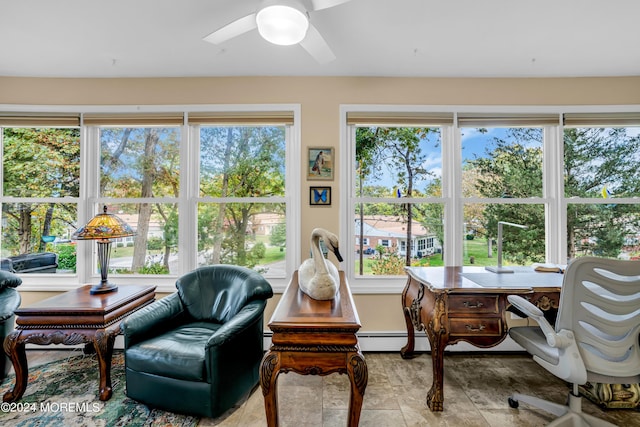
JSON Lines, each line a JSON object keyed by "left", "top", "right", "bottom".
{"left": 260, "top": 271, "right": 367, "bottom": 427}
{"left": 3, "top": 284, "right": 155, "bottom": 402}
{"left": 401, "top": 266, "right": 562, "bottom": 412}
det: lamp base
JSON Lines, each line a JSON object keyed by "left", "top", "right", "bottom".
{"left": 90, "top": 282, "right": 118, "bottom": 294}
{"left": 485, "top": 266, "right": 515, "bottom": 274}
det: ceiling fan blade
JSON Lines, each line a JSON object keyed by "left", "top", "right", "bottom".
{"left": 311, "top": 0, "right": 351, "bottom": 11}
{"left": 202, "top": 13, "right": 257, "bottom": 45}
{"left": 299, "top": 24, "right": 336, "bottom": 64}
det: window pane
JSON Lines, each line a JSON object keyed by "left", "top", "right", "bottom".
{"left": 1, "top": 202, "right": 77, "bottom": 274}
{"left": 97, "top": 203, "right": 178, "bottom": 275}
{"left": 3, "top": 128, "right": 80, "bottom": 197}
{"left": 564, "top": 127, "right": 640, "bottom": 198}
{"left": 200, "top": 126, "right": 286, "bottom": 197}
{"left": 355, "top": 127, "right": 442, "bottom": 197}
{"left": 464, "top": 203, "right": 545, "bottom": 267}
{"left": 197, "top": 202, "right": 285, "bottom": 276}
{"left": 462, "top": 127, "right": 543, "bottom": 198}
{"left": 354, "top": 203, "right": 444, "bottom": 276}
{"left": 100, "top": 127, "right": 181, "bottom": 198}
{"left": 567, "top": 204, "right": 640, "bottom": 260}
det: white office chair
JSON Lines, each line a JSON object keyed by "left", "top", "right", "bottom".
{"left": 507, "top": 256, "right": 640, "bottom": 426}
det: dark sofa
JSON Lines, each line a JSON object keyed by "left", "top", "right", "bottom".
{"left": 1, "top": 252, "right": 58, "bottom": 274}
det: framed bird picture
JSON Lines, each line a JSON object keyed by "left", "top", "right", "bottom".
{"left": 310, "top": 186, "right": 331, "bottom": 206}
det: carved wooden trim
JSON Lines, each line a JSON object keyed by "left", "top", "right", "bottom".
{"left": 270, "top": 345, "right": 359, "bottom": 353}
{"left": 348, "top": 353, "right": 368, "bottom": 396}
{"left": 409, "top": 281, "right": 425, "bottom": 331}
{"left": 428, "top": 292, "right": 447, "bottom": 340}
{"left": 260, "top": 352, "right": 279, "bottom": 396}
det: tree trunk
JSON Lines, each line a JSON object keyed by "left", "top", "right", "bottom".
{"left": 39, "top": 203, "right": 55, "bottom": 252}
{"left": 18, "top": 204, "right": 32, "bottom": 254}
{"left": 132, "top": 129, "right": 159, "bottom": 271}
{"left": 211, "top": 128, "right": 233, "bottom": 264}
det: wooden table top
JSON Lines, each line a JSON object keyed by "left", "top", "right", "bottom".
{"left": 15, "top": 284, "right": 156, "bottom": 328}
{"left": 268, "top": 271, "right": 361, "bottom": 346}
{"left": 405, "top": 266, "right": 564, "bottom": 293}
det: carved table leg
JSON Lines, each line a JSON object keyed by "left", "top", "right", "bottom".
{"left": 401, "top": 278, "right": 425, "bottom": 359}
{"left": 400, "top": 306, "right": 416, "bottom": 359}
{"left": 260, "top": 350, "right": 281, "bottom": 427}
{"left": 93, "top": 329, "right": 116, "bottom": 401}
{"left": 426, "top": 293, "right": 447, "bottom": 412}
{"left": 346, "top": 351, "right": 368, "bottom": 427}
{"left": 3, "top": 330, "right": 27, "bottom": 403}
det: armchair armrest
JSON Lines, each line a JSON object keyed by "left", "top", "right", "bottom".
{"left": 206, "top": 299, "right": 266, "bottom": 349}
{"left": 0, "top": 288, "right": 20, "bottom": 322}
{"left": 122, "top": 292, "right": 185, "bottom": 347}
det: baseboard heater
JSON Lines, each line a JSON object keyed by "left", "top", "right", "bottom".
{"left": 261, "top": 331, "right": 524, "bottom": 353}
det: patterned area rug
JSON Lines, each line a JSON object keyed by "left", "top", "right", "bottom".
{"left": 0, "top": 351, "right": 199, "bottom": 427}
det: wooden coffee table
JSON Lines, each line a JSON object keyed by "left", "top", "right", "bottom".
{"left": 2, "top": 284, "right": 155, "bottom": 402}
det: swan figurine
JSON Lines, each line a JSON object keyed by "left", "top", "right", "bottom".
{"left": 298, "top": 228, "right": 343, "bottom": 300}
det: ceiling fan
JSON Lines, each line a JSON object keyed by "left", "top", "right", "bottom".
{"left": 203, "top": 0, "right": 352, "bottom": 64}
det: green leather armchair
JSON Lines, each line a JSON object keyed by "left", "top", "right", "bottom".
{"left": 0, "top": 270, "right": 22, "bottom": 381}
{"left": 122, "top": 265, "right": 273, "bottom": 418}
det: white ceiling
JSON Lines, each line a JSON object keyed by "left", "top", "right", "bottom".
{"left": 1, "top": 0, "right": 639, "bottom": 79}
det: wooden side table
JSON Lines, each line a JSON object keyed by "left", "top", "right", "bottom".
{"left": 260, "top": 271, "right": 367, "bottom": 427}
{"left": 3, "top": 284, "right": 155, "bottom": 402}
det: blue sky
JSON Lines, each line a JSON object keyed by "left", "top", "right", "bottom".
{"left": 364, "top": 128, "right": 510, "bottom": 192}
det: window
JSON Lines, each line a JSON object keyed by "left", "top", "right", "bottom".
{"left": 190, "top": 112, "right": 293, "bottom": 279}
{"left": 459, "top": 116, "right": 554, "bottom": 268}
{"left": 563, "top": 114, "right": 640, "bottom": 261}
{"left": 346, "top": 111, "right": 452, "bottom": 279}
{"left": 343, "top": 107, "right": 640, "bottom": 291}
{"left": 85, "top": 113, "right": 183, "bottom": 278}
{"left": 0, "top": 107, "right": 298, "bottom": 291}
{"left": 0, "top": 115, "right": 80, "bottom": 276}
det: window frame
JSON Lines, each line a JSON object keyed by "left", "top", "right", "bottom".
{"left": 0, "top": 104, "right": 301, "bottom": 293}
{"left": 340, "top": 105, "right": 640, "bottom": 293}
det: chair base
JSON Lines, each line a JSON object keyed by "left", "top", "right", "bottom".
{"left": 509, "top": 392, "right": 617, "bottom": 427}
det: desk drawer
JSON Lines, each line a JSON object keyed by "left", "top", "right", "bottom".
{"left": 449, "top": 317, "right": 503, "bottom": 337}
{"left": 448, "top": 295, "right": 499, "bottom": 314}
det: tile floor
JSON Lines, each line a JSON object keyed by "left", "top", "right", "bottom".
{"left": 18, "top": 350, "right": 640, "bottom": 426}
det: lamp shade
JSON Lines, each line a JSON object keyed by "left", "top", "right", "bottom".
{"left": 72, "top": 206, "right": 135, "bottom": 241}
{"left": 256, "top": 3, "right": 309, "bottom": 45}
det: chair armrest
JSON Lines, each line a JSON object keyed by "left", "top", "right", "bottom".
{"left": 206, "top": 300, "right": 266, "bottom": 349}
{"left": 507, "top": 295, "right": 573, "bottom": 348}
{"left": 0, "top": 288, "right": 20, "bottom": 322}
{"left": 122, "top": 293, "right": 185, "bottom": 347}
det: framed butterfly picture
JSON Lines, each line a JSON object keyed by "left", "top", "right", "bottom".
{"left": 309, "top": 186, "right": 331, "bottom": 206}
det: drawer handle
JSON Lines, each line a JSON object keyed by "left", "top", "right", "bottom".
{"left": 465, "top": 324, "right": 486, "bottom": 332}
{"left": 463, "top": 301, "right": 484, "bottom": 308}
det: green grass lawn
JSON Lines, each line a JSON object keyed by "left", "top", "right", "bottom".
{"left": 354, "top": 238, "right": 500, "bottom": 274}
{"left": 107, "top": 236, "right": 502, "bottom": 273}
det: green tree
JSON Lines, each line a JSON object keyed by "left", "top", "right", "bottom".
{"left": 100, "top": 127, "right": 180, "bottom": 273}
{"left": 2, "top": 128, "right": 79, "bottom": 255}
{"left": 199, "top": 126, "right": 285, "bottom": 267}
{"left": 416, "top": 179, "right": 444, "bottom": 260}
{"left": 269, "top": 222, "right": 286, "bottom": 248}
{"left": 466, "top": 129, "right": 545, "bottom": 264}
{"left": 355, "top": 127, "right": 440, "bottom": 266}
{"left": 564, "top": 127, "right": 640, "bottom": 258}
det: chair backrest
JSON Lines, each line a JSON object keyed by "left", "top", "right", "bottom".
{"left": 175, "top": 264, "right": 273, "bottom": 323}
{"left": 556, "top": 256, "right": 640, "bottom": 382}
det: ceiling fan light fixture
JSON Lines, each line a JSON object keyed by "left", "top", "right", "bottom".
{"left": 256, "top": 4, "right": 309, "bottom": 46}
